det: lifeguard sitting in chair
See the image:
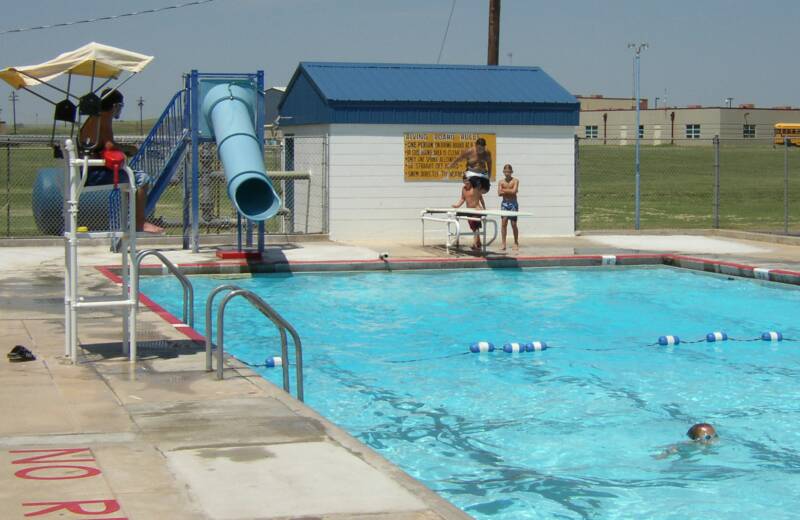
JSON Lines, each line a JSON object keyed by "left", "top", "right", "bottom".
{"left": 79, "top": 89, "right": 163, "bottom": 233}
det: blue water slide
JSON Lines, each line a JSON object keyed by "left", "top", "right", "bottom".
{"left": 201, "top": 83, "right": 279, "bottom": 221}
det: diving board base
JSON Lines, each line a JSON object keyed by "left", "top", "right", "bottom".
{"left": 215, "top": 248, "right": 263, "bottom": 260}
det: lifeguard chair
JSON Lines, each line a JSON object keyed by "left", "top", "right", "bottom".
{"left": 0, "top": 43, "right": 154, "bottom": 362}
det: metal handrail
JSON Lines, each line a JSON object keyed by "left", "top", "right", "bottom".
{"left": 128, "top": 89, "right": 189, "bottom": 215}
{"left": 209, "top": 286, "right": 304, "bottom": 402}
{"left": 204, "top": 284, "right": 243, "bottom": 372}
{"left": 135, "top": 249, "right": 194, "bottom": 328}
{"left": 129, "top": 89, "right": 186, "bottom": 176}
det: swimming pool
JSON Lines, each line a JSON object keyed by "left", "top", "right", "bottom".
{"left": 140, "top": 266, "right": 800, "bottom": 519}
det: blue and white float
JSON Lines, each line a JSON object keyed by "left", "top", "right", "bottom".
{"left": 526, "top": 341, "right": 548, "bottom": 352}
{"left": 470, "top": 341, "right": 495, "bottom": 353}
{"left": 658, "top": 335, "right": 680, "bottom": 346}
{"left": 706, "top": 331, "right": 728, "bottom": 342}
{"left": 502, "top": 342, "right": 526, "bottom": 353}
{"left": 761, "top": 331, "right": 783, "bottom": 342}
{"left": 265, "top": 356, "right": 283, "bottom": 368}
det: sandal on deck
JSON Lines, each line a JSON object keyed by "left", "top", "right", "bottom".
{"left": 7, "top": 345, "right": 36, "bottom": 362}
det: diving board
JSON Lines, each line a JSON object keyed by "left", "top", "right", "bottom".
{"left": 420, "top": 207, "right": 531, "bottom": 254}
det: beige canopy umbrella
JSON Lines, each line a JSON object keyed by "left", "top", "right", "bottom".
{"left": 0, "top": 41, "right": 153, "bottom": 90}
{"left": 0, "top": 42, "right": 154, "bottom": 151}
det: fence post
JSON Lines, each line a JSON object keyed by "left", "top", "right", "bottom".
{"left": 322, "top": 134, "right": 329, "bottom": 234}
{"left": 190, "top": 70, "right": 201, "bottom": 253}
{"left": 5, "top": 142, "right": 10, "bottom": 237}
{"left": 713, "top": 135, "right": 720, "bottom": 229}
{"left": 574, "top": 135, "right": 580, "bottom": 232}
{"left": 785, "top": 136, "right": 790, "bottom": 235}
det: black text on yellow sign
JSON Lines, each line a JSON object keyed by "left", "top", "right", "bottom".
{"left": 403, "top": 132, "right": 496, "bottom": 182}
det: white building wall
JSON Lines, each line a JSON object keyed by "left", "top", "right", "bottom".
{"left": 325, "top": 124, "right": 575, "bottom": 241}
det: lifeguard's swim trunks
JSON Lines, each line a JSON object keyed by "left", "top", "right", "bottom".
{"left": 86, "top": 167, "right": 151, "bottom": 187}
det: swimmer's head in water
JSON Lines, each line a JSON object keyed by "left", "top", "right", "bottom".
{"left": 687, "top": 423, "right": 718, "bottom": 443}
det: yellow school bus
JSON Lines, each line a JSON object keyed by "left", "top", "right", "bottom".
{"left": 774, "top": 123, "right": 800, "bottom": 146}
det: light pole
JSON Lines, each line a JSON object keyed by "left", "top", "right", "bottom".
{"left": 8, "top": 92, "right": 18, "bottom": 134}
{"left": 487, "top": 0, "right": 500, "bottom": 65}
{"left": 627, "top": 42, "right": 648, "bottom": 230}
{"left": 137, "top": 97, "right": 144, "bottom": 134}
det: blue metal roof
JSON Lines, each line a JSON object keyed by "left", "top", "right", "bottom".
{"left": 278, "top": 62, "right": 578, "bottom": 126}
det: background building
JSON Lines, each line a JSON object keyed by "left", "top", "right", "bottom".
{"left": 264, "top": 86, "right": 285, "bottom": 126}
{"left": 577, "top": 95, "right": 646, "bottom": 111}
{"left": 578, "top": 95, "right": 800, "bottom": 144}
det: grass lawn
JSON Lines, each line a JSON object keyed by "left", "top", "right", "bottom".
{"left": 1, "top": 119, "right": 155, "bottom": 136}
{"left": 578, "top": 141, "right": 800, "bottom": 233}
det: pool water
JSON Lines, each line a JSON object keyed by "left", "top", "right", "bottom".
{"left": 140, "top": 267, "right": 800, "bottom": 519}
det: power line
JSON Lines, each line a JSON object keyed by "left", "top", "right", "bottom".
{"left": 0, "top": 0, "right": 216, "bottom": 35}
{"left": 436, "top": 0, "right": 456, "bottom": 64}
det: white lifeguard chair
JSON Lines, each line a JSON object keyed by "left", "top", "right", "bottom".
{"left": 1, "top": 43, "right": 154, "bottom": 363}
{"left": 63, "top": 139, "right": 139, "bottom": 363}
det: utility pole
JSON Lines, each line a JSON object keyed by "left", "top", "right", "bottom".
{"left": 488, "top": 0, "right": 500, "bottom": 65}
{"left": 8, "top": 92, "right": 18, "bottom": 134}
{"left": 627, "top": 42, "right": 648, "bottom": 230}
{"left": 137, "top": 96, "right": 145, "bottom": 134}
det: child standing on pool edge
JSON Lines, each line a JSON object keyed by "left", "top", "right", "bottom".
{"left": 452, "top": 174, "right": 486, "bottom": 251}
{"left": 498, "top": 164, "right": 519, "bottom": 251}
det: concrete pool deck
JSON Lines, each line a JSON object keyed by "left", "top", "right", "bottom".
{"left": 1, "top": 231, "right": 800, "bottom": 519}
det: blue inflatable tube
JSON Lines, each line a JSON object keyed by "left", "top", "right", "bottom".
{"left": 32, "top": 168, "right": 110, "bottom": 235}
{"left": 201, "top": 84, "right": 279, "bottom": 221}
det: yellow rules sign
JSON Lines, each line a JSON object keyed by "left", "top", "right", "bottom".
{"left": 403, "top": 132, "right": 496, "bottom": 182}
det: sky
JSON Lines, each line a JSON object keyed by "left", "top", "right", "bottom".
{"left": 0, "top": 0, "right": 798, "bottom": 124}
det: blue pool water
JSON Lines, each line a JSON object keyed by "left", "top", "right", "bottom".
{"left": 140, "top": 267, "right": 800, "bottom": 519}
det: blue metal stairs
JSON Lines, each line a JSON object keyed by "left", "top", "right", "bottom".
{"left": 129, "top": 89, "right": 189, "bottom": 216}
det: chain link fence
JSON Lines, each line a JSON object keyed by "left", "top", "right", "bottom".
{"left": 576, "top": 137, "right": 800, "bottom": 234}
{"left": 0, "top": 134, "right": 328, "bottom": 239}
{"left": 6, "top": 133, "right": 796, "bottom": 237}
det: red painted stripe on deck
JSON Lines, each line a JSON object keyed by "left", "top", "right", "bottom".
{"left": 95, "top": 265, "right": 205, "bottom": 342}
{"left": 664, "top": 254, "right": 756, "bottom": 271}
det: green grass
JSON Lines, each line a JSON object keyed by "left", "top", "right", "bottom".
{"left": 0, "top": 146, "right": 62, "bottom": 236}
{"left": 578, "top": 142, "right": 800, "bottom": 233}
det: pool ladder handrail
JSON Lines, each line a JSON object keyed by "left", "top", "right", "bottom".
{"left": 134, "top": 249, "right": 194, "bottom": 329}
{"left": 205, "top": 285, "right": 304, "bottom": 402}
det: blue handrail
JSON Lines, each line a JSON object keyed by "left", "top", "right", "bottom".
{"left": 130, "top": 89, "right": 189, "bottom": 215}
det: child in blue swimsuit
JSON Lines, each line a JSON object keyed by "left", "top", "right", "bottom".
{"left": 497, "top": 164, "right": 519, "bottom": 251}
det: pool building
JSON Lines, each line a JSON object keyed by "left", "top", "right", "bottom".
{"left": 278, "top": 62, "right": 580, "bottom": 241}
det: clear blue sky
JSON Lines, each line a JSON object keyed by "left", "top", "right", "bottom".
{"left": 1, "top": 0, "right": 797, "bottom": 123}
